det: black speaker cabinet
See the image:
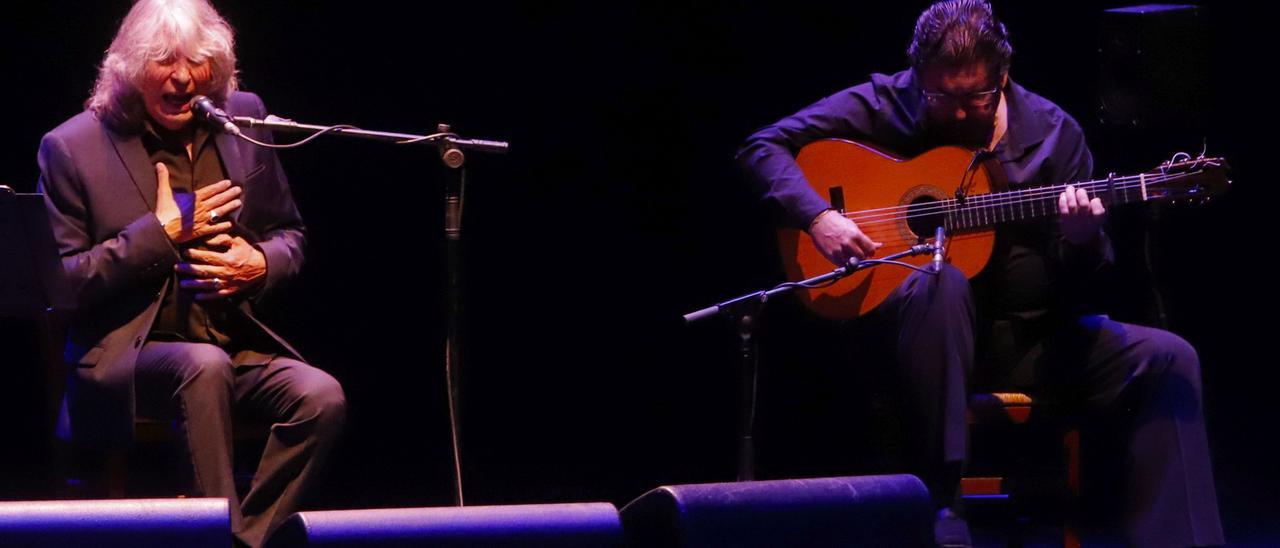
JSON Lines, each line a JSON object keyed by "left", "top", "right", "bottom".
{"left": 264, "top": 502, "right": 623, "bottom": 547}
{"left": 0, "top": 498, "right": 230, "bottom": 548}
{"left": 620, "top": 474, "right": 932, "bottom": 547}
{"left": 1099, "top": 4, "right": 1209, "bottom": 135}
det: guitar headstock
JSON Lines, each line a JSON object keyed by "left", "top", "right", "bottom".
{"left": 1145, "top": 153, "right": 1231, "bottom": 206}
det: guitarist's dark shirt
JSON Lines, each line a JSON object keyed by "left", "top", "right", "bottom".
{"left": 737, "top": 68, "right": 1113, "bottom": 368}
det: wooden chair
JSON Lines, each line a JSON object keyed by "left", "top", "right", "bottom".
{"left": 963, "top": 392, "right": 1081, "bottom": 548}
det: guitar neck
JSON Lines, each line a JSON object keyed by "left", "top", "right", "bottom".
{"left": 943, "top": 173, "right": 1160, "bottom": 231}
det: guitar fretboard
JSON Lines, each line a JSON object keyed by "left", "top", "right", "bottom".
{"left": 942, "top": 176, "right": 1149, "bottom": 231}
{"left": 843, "top": 158, "right": 1223, "bottom": 238}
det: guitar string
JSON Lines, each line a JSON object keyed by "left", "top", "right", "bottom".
{"left": 791, "top": 159, "right": 1219, "bottom": 304}
{"left": 821, "top": 159, "right": 1218, "bottom": 220}
{"left": 837, "top": 174, "right": 1193, "bottom": 228}
{"left": 828, "top": 173, "right": 1150, "bottom": 217}
{"left": 846, "top": 176, "right": 1180, "bottom": 240}
{"left": 840, "top": 174, "right": 1178, "bottom": 222}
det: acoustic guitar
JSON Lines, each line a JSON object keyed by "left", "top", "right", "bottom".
{"left": 779, "top": 139, "right": 1229, "bottom": 320}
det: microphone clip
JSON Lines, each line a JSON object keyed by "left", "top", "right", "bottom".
{"left": 190, "top": 95, "right": 241, "bottom": 136}
{"left": 437, "top": 123, "right": 465, "bottom": 169}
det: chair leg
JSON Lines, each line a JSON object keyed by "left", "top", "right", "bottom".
{"left": 1063, "top": 429, "right": 1081, "bottom": 548}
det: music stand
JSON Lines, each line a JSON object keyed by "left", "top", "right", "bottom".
{"left": 0, "top": 186, "right": 71, "bottom": 317}
{"left": 1, "top": 185, "right": 74, "bottom": 490}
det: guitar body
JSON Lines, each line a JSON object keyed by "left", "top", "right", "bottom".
{"left": 779, "top": 140, "right": 1000, "bottom": 320}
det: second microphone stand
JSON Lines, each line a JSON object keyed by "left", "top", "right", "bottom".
{"left": 683, "top": 229, "right": 944, "bottom": 481}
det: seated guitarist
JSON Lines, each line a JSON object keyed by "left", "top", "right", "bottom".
{"left": 737, "top": 1, "right": 1223, "bottom": 546}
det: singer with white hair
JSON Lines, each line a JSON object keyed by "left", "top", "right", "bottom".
{"left": 38, "top": 1, "right": 344, "bottom": 546}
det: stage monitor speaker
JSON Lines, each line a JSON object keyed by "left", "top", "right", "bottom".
{"left": 0, "top": 498, "right": 229, "bottom": 547}
{"left": 1099, "top": 4, "right": 1209, "bottom": 135}
{"left": 263, "top": 502, "right": 623, "bottom": 547}
{"left": 619, "top": 474, "right": 932, "bottom": 547}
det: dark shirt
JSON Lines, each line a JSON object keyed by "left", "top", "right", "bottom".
{"left": 736, "top": 68, "right": 1113, "bottom": 323}
{"left": 143, "top": 122, "right": 276, "bottom": 365}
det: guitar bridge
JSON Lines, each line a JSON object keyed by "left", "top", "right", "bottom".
{"left": 828, "top": 187, "right": 845, "bottom": 213}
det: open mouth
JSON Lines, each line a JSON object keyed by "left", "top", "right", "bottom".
{"left": 162, "top": 92, "right": 194, "bottom": 111}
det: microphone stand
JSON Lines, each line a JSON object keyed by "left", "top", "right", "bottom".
{"left": 233, "top": 115, "right": 510, "bottom": 154}
{"left": 233, "top": 115, "right": 508, "bottom": 507}
{"left": 683, "top": 244, "right": 940, "bottom": 482}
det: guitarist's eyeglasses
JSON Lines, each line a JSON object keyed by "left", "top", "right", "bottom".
{"left": 921, "top": 87, "right": 1000, "bottom": 110}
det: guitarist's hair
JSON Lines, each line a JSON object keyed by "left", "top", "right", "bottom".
{"left": 908, "top": 0, "right": 1013, "bottom": 77}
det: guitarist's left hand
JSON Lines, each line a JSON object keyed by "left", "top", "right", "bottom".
{"left": 1058, "top": 185, "right": 1106, "bottom": 245}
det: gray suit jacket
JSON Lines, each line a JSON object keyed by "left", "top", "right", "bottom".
{"left": 38, "top": 91, "right": 306, "bottom": 448}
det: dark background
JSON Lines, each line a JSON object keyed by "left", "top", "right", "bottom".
{"left": 2, "top": 0, "right": 1274, "bottom": 543}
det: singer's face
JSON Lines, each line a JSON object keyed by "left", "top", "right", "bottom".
{"left": 139, "top": 55, "right": 214, "bottom": 131}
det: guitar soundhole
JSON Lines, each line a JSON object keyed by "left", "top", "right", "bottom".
{"left": 906, "top": 196, "right": 946, "bottom": 242}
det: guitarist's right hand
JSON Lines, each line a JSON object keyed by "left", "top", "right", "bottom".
{"left": 807, "top": 209, "right": 883, "bottom": 266}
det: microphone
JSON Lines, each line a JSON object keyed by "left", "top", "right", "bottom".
{"left": 932, "top": 225, "right": 946, "bottom": 273}
{"left": 189, "top": 95, "right": 241, "bottom": 135}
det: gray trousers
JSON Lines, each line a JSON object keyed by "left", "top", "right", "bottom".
{"left": 865, "top": 263, "right": 1223, "bottom": 547}
{"left": 135, "top": 341, "right": 346, "bottom": 548}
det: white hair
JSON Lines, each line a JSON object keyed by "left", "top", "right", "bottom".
{"left": 87, "top": 0, "right": 239, "bottom": 130}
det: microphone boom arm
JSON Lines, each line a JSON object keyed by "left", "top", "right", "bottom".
{"left": 231, "top": 115, "right": 509, "bottom": 154}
